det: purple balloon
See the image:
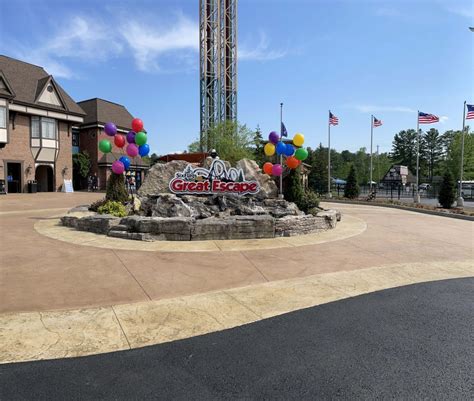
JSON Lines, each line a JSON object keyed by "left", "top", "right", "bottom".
{"left": 126, "top": 143, "right": 139, "bottom": 157}
{"left": 268, "top": 131, "right": 279, "bottom": 144}
{"left": 126, "top": 131, "right": 136, "bottom": 144}
{"left": 104, "top": 122, "right": 117, "bottom": 136}
{"left": 111, "top": 160, "right": 124, "bottom": 175}
{"left": 272, "top": 163, "right": 283, "bottom": 176}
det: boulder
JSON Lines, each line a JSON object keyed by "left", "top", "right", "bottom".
{"left": 236, "top": 159, "right": 278, "bottom": 199}
{"left": 138, "top": 160, "right": 189, "bottom": 197}
{"left": 151, "top": 193, "right": 192, "bottom": 218}
{"left": 275, "top": 215, "right": 332, "bottom": 237}
{"left": 316, "top": 210, "right": 338, "bottom": 228}
{"left": 75, "top": 215, "right": 121, "bottom": 234}
{"left": 192, "top": 215, "right": 274, "bottom": 240}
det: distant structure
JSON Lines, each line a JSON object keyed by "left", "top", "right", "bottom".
{"left": 199, "top": 0, "right": 237, "bottom": 151}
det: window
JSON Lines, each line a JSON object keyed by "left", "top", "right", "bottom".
{"left": 0, "top": 106, "right": 6, "bottom": 129}
{"left": 31, "top": 116, "right": 57, "bottom": 139}
{"left": 72, "top": 128, "right": 80, "bottom": 147}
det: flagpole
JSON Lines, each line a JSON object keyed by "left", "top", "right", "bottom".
{"left": 279, "top": 102, "right": 283, "bottom": 198}
{"left": 370, "top": 115, "right": 374, "bottom": 191}
{"left": 327, "top": 110, "right": 331, "bottom": 198}
{"left": 415, "top": 111, "right": 420, "bottom": 203}
{"left": 458, "top": 101, "right": 466, "bottom": 207}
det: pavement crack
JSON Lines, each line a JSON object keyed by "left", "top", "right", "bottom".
{"left": 112, "top": 250, "right": 152, "bottom": 301}
{"left": 111, "top": 306, "right": 132, "bottom": 350}
{"left": 240, "top": 251, "right": 269, "bottom": 282}
{"left": 223, "top": 291, "right": 263, "bottom": 319}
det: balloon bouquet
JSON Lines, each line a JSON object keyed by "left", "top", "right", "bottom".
{"left": 262, "top": 131, "right": 308, "bottom": 176}
{"left": 98, "top": 118, "right": 150, "bottom": 175}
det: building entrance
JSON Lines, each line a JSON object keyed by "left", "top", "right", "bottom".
{"left": 6, "top": 162, "right": 22, "bottom": 193}
{"left": 35, "top": 165, "right": 54, "bottom": 192}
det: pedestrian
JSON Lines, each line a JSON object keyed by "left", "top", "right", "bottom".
{"left": 92, "top": 173, "right": 98, "bottom": 192}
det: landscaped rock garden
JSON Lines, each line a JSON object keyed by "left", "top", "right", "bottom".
{"left": 61, "top": 159, "right": 341, "bottom": 241}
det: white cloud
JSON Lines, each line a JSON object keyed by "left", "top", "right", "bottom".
{"left": 439, "top": 116, "right": 449, "bottom": 123}
{"left": 446, "top": 6, "right": 473, "bottom": 18}
{"left": 240, "top": 31, "right": 287, "bottom": 61}
{"left": 352, "top": 104, "right": 416, "bottom": 113}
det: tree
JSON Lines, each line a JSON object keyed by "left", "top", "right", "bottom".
{"left": 106, "top": 173, "right": 129, "bottom": 203}
{"left": 308, "top": 144, "right": 328, "bottom": 194}
{"left": 188, "top": 121, "right": 254, "bottom": 165}
{"left": 284, "top": 167, "right": 304, "bottom": 205}
{"left": 72, "top": 151, "right": 91, "bottom": 178}
{"left": 252, "top": 125, "right": 265, "bottom": 166}
{"left": 391, "top": 129, "right": 419, "bottom": 173}
{"left": 438, "top": 170, "right": 456, "bottom": 209}
{"left": 423, "top": 128, "right": 443, "bottom": 181}
{"left": 344, "top": 165, "right": 359, "bottom": 199}
{"left": 444, "top": 131, "right": 474, "bottom": 182}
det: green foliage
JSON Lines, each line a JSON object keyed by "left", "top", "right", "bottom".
{"left": 72, "top": 151, "right": 91, "bottom": 178}
{"left": 105, "top": 173, "right": 129, "bottom": 203}
{"left": 284, "top": 167, "right": 305, "bottom": 205}
{"left": 188, "top": 121, "right": 254, "bottom": 165}
{"left": 89, "top": 198, "right": 107, "bottom": 212}
{"left": 97, "top": 200, "right": 127, "bottom": 217}
{"left": 423, "top": 128, "right": 444, "bottom": 181}
{"left": 438, "top": 170, "right": 456, "bottom": 208}
{"left": 252, "top": 125, "right": 266, "bottom": 166}
{"left": 298, "top": 190, "right": 320, "bottom": 213}
{"left": 344, "top": 165, "right": 359, "bottom": 199}
{"left": 391, "top": 129, "right": 420, "bottom": 174}
{"left": 444, "top": 131, "right": 474, "bottom": 181}
{"left": 308, "top": 144, "right": 328, "bottom": 194}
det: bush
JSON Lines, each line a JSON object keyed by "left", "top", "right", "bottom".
{"left": 89, "top": 197, "right": 107, "bottom": 212}
{"left": 97, "top": 200, "right": 127, "bottom": 217}
{"left": 106, "top": 173, "right": 129, "bottom": 203}
{"left": 285, "top": 167, "right": 305, "bottom": 205}
{"left": 344, "top": 165, "right": 359, "bottom": 199}
{"left": 438, "top": 170, "right": 456, "bottom": 208}
{"left": 298, "top": 190, "right": 320, "bottom": 213}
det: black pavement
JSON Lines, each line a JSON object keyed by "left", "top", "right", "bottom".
{"left": 1, "top": 278, "right": 473, "bottom": 400}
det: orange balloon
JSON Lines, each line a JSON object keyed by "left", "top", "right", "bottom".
{"left": 263, "top": 162, "right": 273, "bottom": 175}
{"left": 286, "top": 156, "right": 299, "bottom": 169}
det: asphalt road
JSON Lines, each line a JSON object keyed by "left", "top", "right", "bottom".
{"left": 1, "top": 278, "right": 473, "bottom": 401}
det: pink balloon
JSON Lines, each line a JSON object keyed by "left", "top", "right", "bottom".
{"left": 126, "top": 143, "right": 139, "bottom": 157}
{"left": 272, "top": 163, "right": 283, "bottom": 176}
{"left": 112, "top": 160, "right": 125, "bottom": 175}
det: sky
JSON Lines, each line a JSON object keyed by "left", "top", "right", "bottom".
{"left": 0, "top": 0, "right": 472, "bottom": 156}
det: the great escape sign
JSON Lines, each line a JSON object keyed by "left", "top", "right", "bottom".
{"left": 169, "top": 159, "right": 260, "bottom": 196}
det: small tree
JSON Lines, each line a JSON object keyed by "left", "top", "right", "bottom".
{"left": 344, "top": 165, "right": 359, "bottom": 199}
{"left": 285, "top": 167, "right": 304, "bottom": 206}
{"left": 438, "top": 170, "right": 455, "bottom": 209}
{"left": 72, "top": 151, "right": 91, "bottom": 178}
{"left": 106, "top": 173, "right": 129, "bottom": 203}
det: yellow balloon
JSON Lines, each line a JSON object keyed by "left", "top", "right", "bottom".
{"left": 264, "top": 142, "right": 276, "bottom": 156}
{"left": 293, "top": 133, "right": 304, "bottom": 147}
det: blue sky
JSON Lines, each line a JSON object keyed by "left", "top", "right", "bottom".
{"left": 1, "top": 0, "right": 472, "bottom": 155}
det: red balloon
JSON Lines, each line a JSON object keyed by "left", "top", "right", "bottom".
{"left": 263, "top": 162, "right": 273, "bottom": 175}
{"left": 131, "top": 118, "right": 144, "bottom": 133}
{"left": 286, "top": 156, "right": 299, "bottom": 169}
{"left": 114, "top": 134, "right": 126, "bottom": 148}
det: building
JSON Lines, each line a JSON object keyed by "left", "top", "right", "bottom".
{"left": 380, "top": 165, "right": 416, "bottom": 187}
{"left": 75, "top": 98, "right": 148, "bottom": 190}
{"left": 0, "top": 55, "right": 85, "bottom": 192}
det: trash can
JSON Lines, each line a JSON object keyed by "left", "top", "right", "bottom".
{"left": 27, "top": 180, "right": 38, "bottom": 193}
{"left": 0, "top": 179, "right": 6, "bottom": 195}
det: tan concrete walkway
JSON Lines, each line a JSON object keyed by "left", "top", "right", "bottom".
{"left": 1, "top": 193, "right": 473, "bottom": 363}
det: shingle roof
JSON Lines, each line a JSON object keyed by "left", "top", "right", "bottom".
{"left": 78, "top": 98, "right": 134, "bottom": 130}
{"left": 0, "top": 55, "right": 85, "bottom": 115}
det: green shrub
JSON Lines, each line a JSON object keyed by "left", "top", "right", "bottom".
{"left": 89, "top": 197, "right": 107, "bottom": 212}
{"left": 284, "top": 167, "right": 305, "bottom": 205}
{"left": 298, "top": 190, "right": 320, "bottom": 213}
{"left": 344, "top": 165, "right": 360, "bottom": 199}
{"left": 106, "top": 173, "right": 129, "bottom": 203}
{"left": 438, "top": 170, "right": 456, "bottom": 209}
{"left": 97, "top": 200, "right": 127, "bottom": 217}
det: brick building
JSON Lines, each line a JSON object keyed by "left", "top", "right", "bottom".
{"left": 75, "top": 98, "right": 148, "bottom": 190}
{"left": 0, "top": 55, "right": 85, "bottom": 193}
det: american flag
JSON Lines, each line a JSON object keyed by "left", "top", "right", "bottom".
{"left": 373, "top": 117, "right": 383, "bottom": 127}
{"left": 329, "top": 112, "right": 339, "bottom": 126}
{"left": 418, "top": 112, "right": 439, "bottom": 124}
{"left": 466, "top": 104, "right": 474, "bottom": 120}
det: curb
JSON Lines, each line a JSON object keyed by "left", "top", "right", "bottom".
{"left": 322, "top": 199, "right": 474, "bottom": 222}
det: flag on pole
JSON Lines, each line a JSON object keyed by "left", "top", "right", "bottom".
{"left": 329, "top": 112, "right": 339, "bottom": 125}
{"left": 373, "top": 117, "right": 383, "bottom": 127}
{"left": 466, "top": 104, "right": 474, "bottom": 120}
{"left": 418, "top": 112, "right": 439, "bottom": 124}
{"left": 281, "top": 122, "right": 288, "bottom": 137}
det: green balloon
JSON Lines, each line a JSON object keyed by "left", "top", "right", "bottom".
{"left": 135, "top": 131, "right": 147, "bottom": 146}
{"left": 99, "top": 139, "right": 112, "bottom": 153}
{"left": 294, "top": 148, "right": 308, "bottom": 161}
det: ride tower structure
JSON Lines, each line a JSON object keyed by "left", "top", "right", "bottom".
{"left": 199, "top": 0, "right": 237, "bottom": 151}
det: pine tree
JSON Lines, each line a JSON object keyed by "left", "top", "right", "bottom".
{"left": 344, "top": 165, "right": 359, "bottom": 199}
{"left": 285, "top": 167, "right": 304, "bottom": 205}
{"left": 438, "top": 170, "right": 456, "bottom": 209}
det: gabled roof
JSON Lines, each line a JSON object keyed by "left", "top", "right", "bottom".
{"left": 0, "top": 70, "right": 15, "bottom": 98}
{"left": 0, "top": 55, "right": 85, "bottom": 115}
{"left": 78, "top": 98, "right": 134, "bottom": 130}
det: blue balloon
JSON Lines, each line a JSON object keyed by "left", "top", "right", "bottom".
{"left": 139, "top": 144, "right": 150, "bottom": 157}
{"left": 284, "top": 144, "right": 295, "bottom": 156}
{"left": 276, "top": 141, "right": 287, "bottom": 155}
{"left": 119, "top": 156, "right": 131, "bottom": 170}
